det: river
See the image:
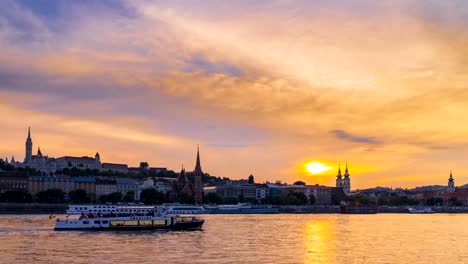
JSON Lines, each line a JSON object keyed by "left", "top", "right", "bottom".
{"left": 0, "top": 214, "right": 466, "bottom": 263}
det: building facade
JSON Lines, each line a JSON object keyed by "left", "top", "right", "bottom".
{"left": 73, "top": 177, "right": 96, "bottom": 196}
{"left": 116, "top": 178, "right": 138, "bottom": 199}
{"left": 216, "top": 184, "right": 257, "bottom": 202}
{"left": 56, "top": 153, "right": 102, "bottom": 171}
{"left": 0, "top": 172, "right": 28, "bottom": 193}
{"left": 28, "top": 176, "right": 75, "bottom": 195}
{"left": 102, "top": 163, "right": 129, "bottom": 174}
{"left": 95, "top": 178, "right": 117, "bottom": 197}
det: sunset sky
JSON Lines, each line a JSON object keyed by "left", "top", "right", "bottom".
{"left": 1, "top": 0, "right": 468, "bottom": 188}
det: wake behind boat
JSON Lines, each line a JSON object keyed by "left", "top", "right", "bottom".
{"left": 55, "top": 205, "right": 204, "bottom": 231}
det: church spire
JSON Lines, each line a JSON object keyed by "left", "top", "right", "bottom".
{"left": 337, "top": 163, "right": 342, "bottom": 178}
{"left": 344, "top": 162, "right": 350, "bottom": 178}
{"left": 25, "top": 127, "right": 33, "bottom": 163}
{"left": 194, "top": 145, "right": 203, "bottom": 174}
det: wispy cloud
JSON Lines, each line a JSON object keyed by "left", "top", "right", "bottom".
{"left": 330, "top": 130, "right": 381, "bottom": 144}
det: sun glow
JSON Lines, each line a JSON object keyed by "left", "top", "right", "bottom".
{"left": 306, "top": 162, "right": 331, "bottom": 174}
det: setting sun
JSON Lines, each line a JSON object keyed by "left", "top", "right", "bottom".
{"left": 306, "top": 162, "right": 332, "bottom": 174}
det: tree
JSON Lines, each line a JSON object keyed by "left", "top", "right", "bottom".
{"left": 139, "top": 162, "right": 149, "bottom": 170}
{"left": 0, "top": 189, "right": 32, "bottom": 203}
{"left": 36, "top": 189, "right": 65, "bottom": 203}
{"left": 426, "top": 197, "right": 443, "bottom": 206}
{"left": 205, "top": 192, "right": 223, "bottom": 204}
{"left": 178, "top": 193, "right": 195, "bottom": 204}
{"left": 248, "top": 175, "right": 255, "bottom": 184}
{"left": 309, "top": 193, "right": 316, "bottom": 205}
{"left": 293, "top": 181, "right": 306, "bottom": 186}
{"left": 68, "top": 189, "right": 90, "bottom": 204}
{"left": 107, "top": 192, "right": 123, "bottom": 204}
{"left": 286, "top": 191, "right": 308, "bottom": 205}
{"left": 349, "top": 194, "right": 373, "bottom": 205}
{"left": 140, "top": 189, "right": 166, "bottom": 204}
{"left": 449, "top": 197, "right": 463, "bottom": 206}
{"left": 331, "top": 188, "right": 346, "bottom": 205}
{"left": 123, "top": 191, "right": 135, "bottom": 203}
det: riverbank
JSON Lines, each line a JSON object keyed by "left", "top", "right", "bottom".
{"left": 1, "top": 203, "right": 468, "bottom": 214}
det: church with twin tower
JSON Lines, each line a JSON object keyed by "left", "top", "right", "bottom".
{"left": 336, "top": 163, "right": 351, "bottom": 195}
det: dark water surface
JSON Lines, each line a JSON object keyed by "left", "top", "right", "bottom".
{"left": 0, "top": 214, "right": 466, "bottom": 263}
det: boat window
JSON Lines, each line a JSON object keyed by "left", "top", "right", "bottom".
{"left": 83, "top": 221, "right": 89, "bottom": 224}
{"left": 94, "top": 220, "right": 100, "bottom": 224}
{"left": 102, "top": 221, "right": 109, "bottom": 224}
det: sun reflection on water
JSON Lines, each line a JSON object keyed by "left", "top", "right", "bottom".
{"left": 303, "top": 219, "right": 336, "bottom": 264}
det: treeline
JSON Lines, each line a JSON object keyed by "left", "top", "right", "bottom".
{"left": 0, "top": 159, "right": 44, "bottom": 176}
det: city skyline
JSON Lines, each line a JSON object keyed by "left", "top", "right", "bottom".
{"left": 1, "top": 1, "right": 468, "bottom": 188}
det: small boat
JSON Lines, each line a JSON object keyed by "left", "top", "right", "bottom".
{"left": 408, "top": 207, "right": 435, "bottom": 214}
{"left": 55, "top": 205, "right": 204, "bottom": 231}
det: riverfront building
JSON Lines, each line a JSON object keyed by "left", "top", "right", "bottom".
{"left": 29, "top": 176, "right": 75, "bottom": 195}
{"left": 116, "top": 178, "right": 138, "bottom": 199}
{"left": 0, "top": 172, "right": 28, "bottom": 193}
{"left": 95, "top": 178, "right": 117, "bottom": 197}
{"left": 102, "top": 163, "right": 129, "bottom": 174}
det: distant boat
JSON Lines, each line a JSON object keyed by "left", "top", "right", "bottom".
{"left": 408, "top": 207, "right": 435, "bottom": 214}
{"left": 204, "top": 203, "right": 279, "bottom": 214}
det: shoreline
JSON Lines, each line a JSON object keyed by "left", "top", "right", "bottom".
{"left": 1, "top": 203, "right": 468, "bottom": 214}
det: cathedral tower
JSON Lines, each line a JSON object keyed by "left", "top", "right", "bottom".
{"left": 193, "top": 145, "right": 204, "bottom": 204}
{"left": 336, "top": 164, "right": 343, "bottom": 188}
{"left": 448, "top": 170, "right": 455, "bottom": 192}
{"left": 24, "top": 127, "right": 33, "bottom": 163}
{"left": 342, "top": 163, "right": 351, "bottom": 195}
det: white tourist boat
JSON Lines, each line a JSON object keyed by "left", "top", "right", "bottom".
{"left": 408, "top": 207, "right": 435, "bottom": 214}
{"left": 55, "top": 205, "right": 204, "bottom": 231}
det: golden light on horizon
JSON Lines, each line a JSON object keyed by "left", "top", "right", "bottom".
{"left": 306, "top": 162, "right": 332, "bottom": 175}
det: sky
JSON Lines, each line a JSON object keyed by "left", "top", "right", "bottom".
{"left": 1, "top": 0, "right": 468, "bottom": 188}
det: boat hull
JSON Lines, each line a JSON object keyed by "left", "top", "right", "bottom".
{"left": 55, "top": 219, "right": 204, "bottom": 231}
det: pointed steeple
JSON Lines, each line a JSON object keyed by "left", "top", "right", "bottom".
{"left": 194, "top": 145, "right": 203, "bottom": 175}
{"left": 5, "top": 157, "right": 9, "bottom": 164}
{"left": 37, "top": 147, "right": 42, "bottom": 157}
{"left": 337, "top": 163, "right": 342, "bottom": 178}
{"left": 344, "top": 162, "right": 350, "bottom": 178}
{"left": 25, "top": 126, "right": 33, "bottom": 163}
{"left": 11, "top": 156, "right": 15, "bottom": 163}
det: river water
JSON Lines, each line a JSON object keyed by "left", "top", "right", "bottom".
{"left": 0, "top": 214, "right": 466, "bottom": 263}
